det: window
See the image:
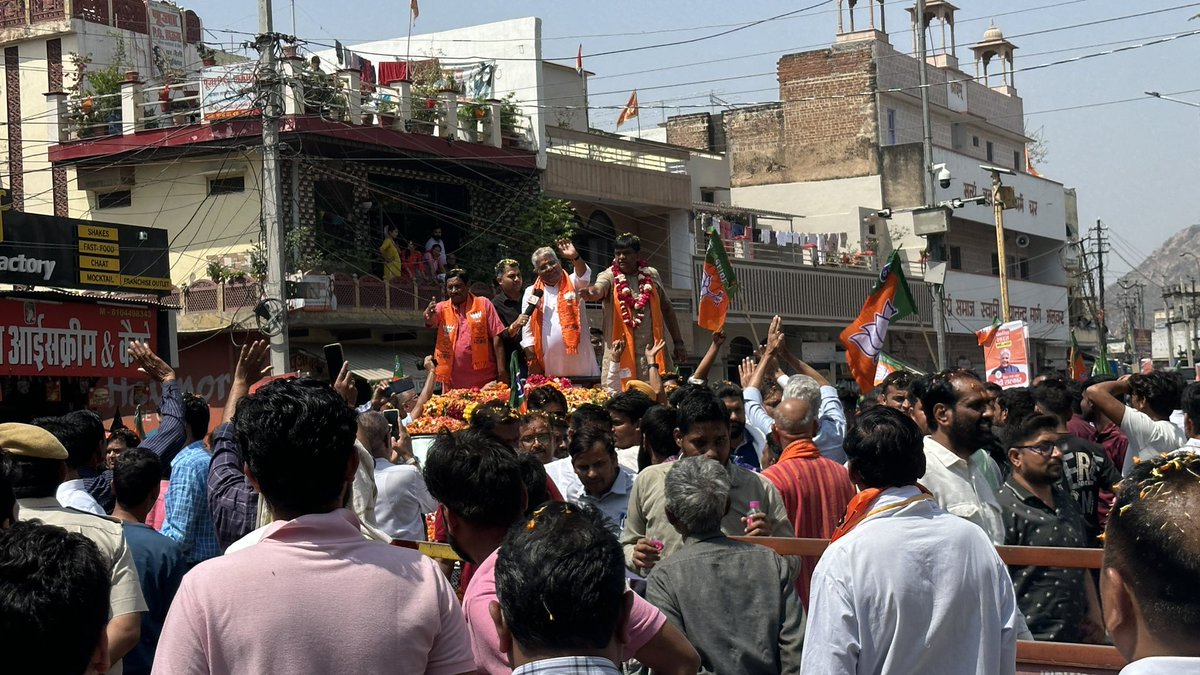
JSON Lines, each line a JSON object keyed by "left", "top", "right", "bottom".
{"left": 700, "top": 189, "right": 715, "bottom": 204}
{"left": 208, "top": 175, "right": 245, "bottom": 196}
{"left": 972, "top": 136, "right": 980, "bottom": 147}
{"left": 1019, "top": 258, "right": 1030, "bottom": 280}
{"left": 986, "top": 141, "right": 994, "bottom": 162}
{"left": 949, "top": 246, "right": 962, "bottom": 270}
{"left": 990, "top": 253, "right": 999, "bottom": 276}
{"left": 886, "top": 108, "right": 896, "bottom": 145}
{"left": 1014, "top": 150, "right": 1022, "bottom": 172}
{"left": 96, "top": 190, "right": 131, "bottom": 209}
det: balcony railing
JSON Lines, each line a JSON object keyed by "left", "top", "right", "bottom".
{"left": 695, "top": 232, "right": 881, "bottom": 272}
{"left": 49, "top": 67, "right": 535, "bottom": 152}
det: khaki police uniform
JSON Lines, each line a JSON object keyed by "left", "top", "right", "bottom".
{"left": 2, "top": 422, "right": 147, "bottom": 675}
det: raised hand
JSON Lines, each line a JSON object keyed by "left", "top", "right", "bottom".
{"left": 555, "top": 238, "right": 579, "bottom": 262}
{"left": 646, "top": 339, "right": 666, "bottom": 362}
{"left": 711, "top": 330, "right": 726, "bottom": 348}
{"left": 611, "top": 339, "right": 626, "bottom": 359}
{"left": 130, "top": 340, "right": 175, "bottom": 383}
{"left": 739, "top": 356, "right": 757, "bottom": 389}
{"left": 333, "top": 361, "right": 356, "bottom": 407}
{"left": 233, "top": 340, "right": 272, "bottom": 387}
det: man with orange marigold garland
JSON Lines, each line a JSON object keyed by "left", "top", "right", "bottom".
{"left": 580, "top": 233, "right": 687, "bottom": 391}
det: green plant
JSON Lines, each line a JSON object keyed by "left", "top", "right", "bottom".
{"left": 458, "top": 99, "right": 487, "bottom": 126}
{"left": 456, "top": 194, "right": 577, "bottom": 282}
{"left": 66, "top": 35, "right": 129, "bottom": 136}
{"left": 499, "top": 92, "right": 521, "bottom": 136}
{"left": 301, "top": 63, "right": 347, "bottom": 118}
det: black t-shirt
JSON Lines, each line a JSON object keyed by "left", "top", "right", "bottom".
{"left": 492, "top": 293, "right": 525, "bottom": 364}
{"left": 1057, "top": 435, "right": 1121, "bottom": 546}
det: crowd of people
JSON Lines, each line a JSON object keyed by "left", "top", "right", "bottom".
{"left": 1, "top": 233, "right": 1199, "bottom": 675}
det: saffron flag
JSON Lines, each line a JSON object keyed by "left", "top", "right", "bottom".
{"left": 410, "top": 0, "right": 419, "bottom": 22}
{"left": 839, "top": 250, "right": 917, "bottom": 394}
{"left": 576, "top": 44, "right": 584, "bottom": 77}
{"left": 698, "top": 227, "right": 738, "bottom": 331}
{"left": 1069, "top": 331, "right": 1086, "bottom": 381}
{"left": 976, "top": 317, "right": 1001, "bottom": 347}
{"left": 616, "top": 90, "right": 638, "bottom": 129}
{"left": 1025, "top": 146, "right": 1042, "bottom": 178}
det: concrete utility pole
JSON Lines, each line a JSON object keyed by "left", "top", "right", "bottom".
{"left": 914, "top": 0, "right": 947, "bottom": 371}
{"left": 258, "top": 0, "right": 290, "bottom": 376}
{"left": 1094, "top": 219, "right": 1108, "bottom": 365}
{"left": 989, "top": 170, "right": 1011, "bottom": 322}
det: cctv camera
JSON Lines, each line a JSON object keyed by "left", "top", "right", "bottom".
{"left": 933, "top": 163, "right": 952, "bottom": 189}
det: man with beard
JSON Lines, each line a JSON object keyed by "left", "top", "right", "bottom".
{"left": 999, "top": 414, "right": 1102, "bottom": 643}
{"left": 920, "top": 370, "right": 1005, "bottom": 544}
{"left": 423, "top": 430, "right": 699, "bottom": 675}
{"left": 424, "top": 269, "right": 508, "bottom": 390}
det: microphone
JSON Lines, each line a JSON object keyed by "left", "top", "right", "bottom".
{"left": 523, "top": 288, "right": 545, "bottom": 316}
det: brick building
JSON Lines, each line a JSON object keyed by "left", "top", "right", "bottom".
{"left": 667, "top": 0, "right": 1076, "bottom": 374}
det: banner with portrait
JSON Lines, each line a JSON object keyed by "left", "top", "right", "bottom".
{"left": 983, "top": 320, "right": 1029, "bottom": 390}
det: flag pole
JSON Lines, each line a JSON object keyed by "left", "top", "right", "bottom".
{"left": 406, "top": 3, "right": 414, "bottom": 67}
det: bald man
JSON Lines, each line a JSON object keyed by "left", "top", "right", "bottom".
{"left": 761, "top": 390, "right": 856, "bottom": 608}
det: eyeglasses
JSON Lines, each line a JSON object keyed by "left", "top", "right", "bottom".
{"left": 520, "top": 433, "right": 553, "bottom": 447}
{"left": 1014, "top": 439, "right": 1066, "bottom": 456}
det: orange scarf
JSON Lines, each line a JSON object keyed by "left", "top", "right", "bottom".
{"left": 434, "top": 294, "right": 491, "bottom": 385}
{"left": 530, "top": 275, "right": 581, "bottom": 371}
{"left": 776, "top": 438, "right": 821, "bottom": 464}
{"left": 830, "top": 485, "right": 934, "bottom": 542}
{"left": 611, "top": 277, "right": 664, "bottom": 388}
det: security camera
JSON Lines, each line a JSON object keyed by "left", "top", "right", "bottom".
{"left": 933, "top": 163, "right": 952, "bottom": 189}
{"left": 979, "top": 164, "right": 1016, "bottom": 176}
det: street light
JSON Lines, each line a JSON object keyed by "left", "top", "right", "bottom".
{"left": 1146, "top": 91, "right": 1200, "bottom": 109}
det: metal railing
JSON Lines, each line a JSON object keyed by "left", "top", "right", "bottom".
{"left": 546, "top": 126, "right": 690, "bottom": 173}
{"left": 169, "top": 274, "right": 454, "bottom": 316}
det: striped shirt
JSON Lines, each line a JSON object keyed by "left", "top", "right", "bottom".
{"left": 762, "top": 448, "right": 856, "bottom": 608}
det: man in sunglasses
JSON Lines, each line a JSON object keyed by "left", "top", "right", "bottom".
{"left": 998, "top": 414, "right": 1103, "bottom": 644}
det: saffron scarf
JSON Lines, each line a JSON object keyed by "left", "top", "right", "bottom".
{"left": 530, "top": 275, "right": 581, "bottom": 371}
{"left": 829, "top": 485, "right": 934, "bottom": 542}
{"left": 611, "top": 276, "right": 664, "bottom": 388}
{"left": 434, "top": 294, "right": 491, "bottom": 385}
{"left": 776, "top": 438, "right": 821, "bottom": 464}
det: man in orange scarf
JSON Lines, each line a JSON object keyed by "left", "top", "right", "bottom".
{"left": 521, "top": 241, "right": 599, "bottom": 379}
{"left": 761, "top": 395, "right": 854, "bottom": 609}
{"left": 424, "top": 269, "right": 507, "bottom": 390}
{"left": 580, "top": 233, "right": 686, "bottom": 391}
{"left": 801, "top": 407, "right": 1022, "bottom": 674}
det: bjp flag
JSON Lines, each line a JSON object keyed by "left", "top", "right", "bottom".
{"left": 1069, "top": 331, "right": 1087, "bottom": 381}
{"left": 976, "top": 317, "right": 1001, "bottom": 347}
{"left": 698, "top": 227, "right": 738, "bottom": 331}
{"left": 839, "top": 250, "right": 916, "bottom": 394}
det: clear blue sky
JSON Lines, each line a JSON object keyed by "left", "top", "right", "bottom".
{"left": 203, "top": 0, "right": 1200, "bottom": 276}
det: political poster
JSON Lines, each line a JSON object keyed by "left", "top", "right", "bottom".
{"left": 201, "top": 63, "right": 260, "bottom": 121}
{"left": 983, "top": 320, "right": 1030, "bottom": 390}
{"left": 148, "top": 1, "right": 186, "bottom": 76}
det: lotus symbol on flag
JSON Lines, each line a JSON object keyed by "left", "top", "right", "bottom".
{"left": 847, "top": 299, "right": 899, "bottom": 361}
{"left": 700, "top": 269, "right": 726, "bottom": 305}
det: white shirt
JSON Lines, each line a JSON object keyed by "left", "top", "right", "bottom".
{"left": 616, "top": 446, "right": 640, "bottom": 474}
{"left": 1120, "top": 656, "right": 1200, "bottom": 674}
{"left": 744, "top": 382, "right": 847, "bottom": 464}
{"left": 520, "top": 266, "right": 600, "bottom": 378}
{"left": 545, "top": 456, "right": 635, "bottom": 536}
{"left": 921, "top": 436, "right": 1006, "bottom": 544}
{"left": 424, "top": 236, "right": 446, "bottom": 266}
{"left": 1121, "top": 407, "right": 1189, "bottom": 475}
{"left": 56, "top": 479, "right": 105, "bottom": 516}
{"left": 372, "top": 458, "right": 437, "bottom": 541}
{"left": 1175, "top": 438, "right": 1200, "bottom": 454}
{"left": 801, "top": 486, "right": 1020, "bottom": 675}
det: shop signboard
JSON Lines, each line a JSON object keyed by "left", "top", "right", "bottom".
{"left": 0, "top": 211, "right": 170, "bottom": 294}
{"left": 201, "top": 63, "right": 260, "bottom": 121}
{"left": 0, "top": 297, "right": 159, "bottom": 379}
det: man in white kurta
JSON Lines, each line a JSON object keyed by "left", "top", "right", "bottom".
{"left": 521, "top": 242, "right": 600, "bottom": 379}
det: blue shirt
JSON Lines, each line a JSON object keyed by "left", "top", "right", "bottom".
{"left": 161, "top": 440, "right": 220, "bottom": 564}
{"left": 122, "top": 521, "right": 186, "bottom": 675}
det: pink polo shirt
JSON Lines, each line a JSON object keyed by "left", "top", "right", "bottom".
{"left": 462, "top": 549, "right": 667, "bottom": 674}
{"left": 153, "top": 509, "right": 474, "bottom": 675}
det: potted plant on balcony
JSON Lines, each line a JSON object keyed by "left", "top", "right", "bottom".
{"left": 67, "top": 38, "right": 129, "bottom": 138}
{"left": 404, "top": 59, "right": 440, "bottom": 134}
{"left": 198, "top": 44, "right": 218, "bottom": 68}
{"left": 457, "top": 98, "right": 486, "bottom": 139}
{"left": 499, "top": 92, "right": 522, "bottom": 147}
{"left": 377, "top": 96, "right": 399, "bottom": 129}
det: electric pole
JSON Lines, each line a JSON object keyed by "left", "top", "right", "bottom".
{"left": 258, "top": 0, "right": 289, "bottom": 376}
{"left": 914, "top": 0, "right": 947, "bottom": 371}
{"left": 1094, "top": 220, "right": 1108, "bottom": 368}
